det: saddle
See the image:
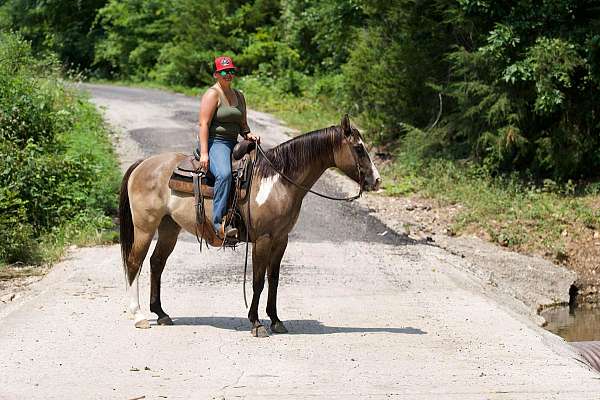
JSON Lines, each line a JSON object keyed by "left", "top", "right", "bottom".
{"left": 168, "top": 140, "right": 256, "bottom": 247}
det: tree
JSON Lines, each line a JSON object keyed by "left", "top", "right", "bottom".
{"left": 0, "top": 0, "right": 108, "bottom": 70}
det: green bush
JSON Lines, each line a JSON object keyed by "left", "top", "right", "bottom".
{"left": 0, "top": 0, "right": 108, "bottom": 71}
{"left": 0, "top": 32, "right": 120, "bottom": 264}
{"left": 343, "top": 0, "right": 452, "bottom": 144}
{"left": 95, "top": 0, "right": 237, "bottom": 86}
{"left": 93, "top": 0, "right": 176, "bottom": 80}
{"left": 342, "top": 0, "right": 600, "bottom": 179}
{"left": 441, "top": 4, "right": 600, "bottom": 179}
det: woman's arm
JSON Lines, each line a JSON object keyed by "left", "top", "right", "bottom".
{"left": 198, "top": 89, "right": 219, "bottom": 171}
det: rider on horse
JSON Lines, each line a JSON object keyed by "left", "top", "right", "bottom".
{"left": 197, "top": 56, "right": 259, "bottom": 239}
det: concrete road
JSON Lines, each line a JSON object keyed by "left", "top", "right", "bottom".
{"left": 0, "top": 84, "right": 598, "bottom": 400}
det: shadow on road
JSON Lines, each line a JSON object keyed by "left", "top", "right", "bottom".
{"left": 167, "top": 316, "right": 426, "bottom": 335}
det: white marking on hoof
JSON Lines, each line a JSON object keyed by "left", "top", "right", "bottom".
{"left": 135, "top": 318, "right": 150, "bottom": 329}
{"left": 127, "top": 273, "right": 149, "bottom": 328}
{"left": 255, "top": 175, "right": 279, "bottom": 206}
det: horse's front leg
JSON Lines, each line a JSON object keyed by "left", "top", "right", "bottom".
{"left": 248, "top": 235, "right": 270, "bottom": 337}
{"left": 267, "top": 235, "right": 288, "bottom": 334}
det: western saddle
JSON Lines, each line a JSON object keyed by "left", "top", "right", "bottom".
{"left": 168, "top": 140, "right": 256, "bottom": 247}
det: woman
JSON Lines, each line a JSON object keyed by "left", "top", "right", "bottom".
{"left": 198, "top": 56, "right": 259, "bottom": 239}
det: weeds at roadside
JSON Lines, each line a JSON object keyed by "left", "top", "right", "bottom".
{"left": 0, "top": 264, "right": 47, "bottom": 281}
{"left": 0, "top": 34, "right": 121, "bottom": 267}
{"left": 382, "top": 155, "right": 600, "bottom": 272}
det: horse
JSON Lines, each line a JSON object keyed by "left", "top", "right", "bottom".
{"left": 119, "top": 114, "right": 381, "bottom": 337}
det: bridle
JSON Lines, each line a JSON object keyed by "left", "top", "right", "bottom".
{"left": 254, "top": 132, "right": 365, "bottom": 201}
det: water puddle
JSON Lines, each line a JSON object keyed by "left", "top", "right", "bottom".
{"left": 542, "top": 306, "right": 600, "bottom": 341}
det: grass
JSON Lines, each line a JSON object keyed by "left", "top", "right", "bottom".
{"left": 235, "top": 76, "right": 342, "bottom": 134}
{"left": 382, "top": 156, "right": 600, "bottom": 263}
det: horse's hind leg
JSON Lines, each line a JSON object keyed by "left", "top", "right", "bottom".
{"left": 149, "top": 216, "right": 180, "bottom": 326}
{"left": 127, "top": 227, "right": 155, "bottom": 329}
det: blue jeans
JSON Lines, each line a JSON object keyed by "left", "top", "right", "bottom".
{"left": 208, "top": 137, "right": 237, "bottom": 231}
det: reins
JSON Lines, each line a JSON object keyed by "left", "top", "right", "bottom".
{"left": 255, "top": 142, "right": 363, "bottom": 201}
{"left": 193, "top": 172, "right": 208, "bottom": 252}
{"left": 242, "top": 150, "right": 255, "bottom": 309}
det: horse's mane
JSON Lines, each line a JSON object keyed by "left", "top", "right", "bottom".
{"left": 254, "top": 125, "right": 344, "bottom": 181}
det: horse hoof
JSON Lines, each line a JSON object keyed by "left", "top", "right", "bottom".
{"left": 157, "top": 316, "right": 174, "bottom": 326}
{"left": 135, "top": 319, "right": 150, "bottom": 329}
{"left": 271, "top": 321, "right": 288, "bottom": 334}
{"left": 251, "top": 325, "right": 269, "bottom": 338}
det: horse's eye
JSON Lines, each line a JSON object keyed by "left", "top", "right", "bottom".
{"left": 353, "top": 145, "right": 367, "bottom": 157}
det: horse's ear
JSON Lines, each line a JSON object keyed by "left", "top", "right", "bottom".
{"left": 341, "top": 114, "right": 351, "bottom": 136}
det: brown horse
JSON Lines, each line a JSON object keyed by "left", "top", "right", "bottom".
{"left": 119, "top": 115, "right": 381, "bottom": 337}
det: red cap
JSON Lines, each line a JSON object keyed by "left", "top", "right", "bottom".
{"left": 214, "top": 56, "right": 237, "bottom": 72}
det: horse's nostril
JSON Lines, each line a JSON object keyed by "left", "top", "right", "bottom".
{"left": 364, "top": 178, "right": 382, "bottom": 191}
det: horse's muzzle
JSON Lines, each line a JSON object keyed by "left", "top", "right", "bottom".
{"left": 362, "top": 177, "right": 381, "bottom": 192}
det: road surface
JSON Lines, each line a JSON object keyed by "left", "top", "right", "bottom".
{"left": 0, "top": 84, "right": 598, "bottom": 399}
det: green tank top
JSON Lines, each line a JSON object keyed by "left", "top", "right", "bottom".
{"left": 208, "top": 87, "right": 245, "bottom": 142}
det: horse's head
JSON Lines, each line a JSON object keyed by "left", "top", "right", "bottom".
{"left": 334, "top": 115, "right": 381, "bottom": 192}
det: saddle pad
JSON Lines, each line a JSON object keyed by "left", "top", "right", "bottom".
{"left": 169, "top": 152, "right": 253, "bottom": 201}
{"left": 169, "top": 175, "right": 215, "bottom": 198}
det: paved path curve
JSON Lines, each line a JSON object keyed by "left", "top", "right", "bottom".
{"left": 0, "top": 84, "right": 599, "bottom": 399}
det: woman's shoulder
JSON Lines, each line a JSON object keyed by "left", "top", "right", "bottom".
{"left": 202, "top": 86, "right": 220, "bottom": 102}
{"left": 204, "top": 86, "right": 220, "bottom": 96}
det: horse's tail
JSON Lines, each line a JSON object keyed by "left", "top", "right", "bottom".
{"left": 119, "top": 159, "right": 144, "bottom": 284}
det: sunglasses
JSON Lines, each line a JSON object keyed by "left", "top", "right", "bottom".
{"left": 219, "top": 69, "right": 236, "bottom": 76}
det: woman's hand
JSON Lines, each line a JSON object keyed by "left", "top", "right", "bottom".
{"left": 199, "top": 152, "right": 209, "bottom": 172}
{"left": 246, "top": 132, "right": 260, "bottom": 143}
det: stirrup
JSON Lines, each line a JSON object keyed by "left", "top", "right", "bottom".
{"left": 217, "top": 225, "right": 238, "bottom": 240}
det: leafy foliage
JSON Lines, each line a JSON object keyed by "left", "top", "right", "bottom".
{"left": 0, "top": 0, "right": 108, "bottom": 70}
{"left": 93, "top": 0, "right": 177, "bottom": 80}
{"left": 2, "top": 0, "right": 599, "bottom": 179}
{"left": 343, "top": 0, "right": 455, "bottom": 144}
{"left": 0, "top": 32, "right": 120, "bottom": 263}
{"left": 439, "top": 0, "right": 600, "bottom": 178}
